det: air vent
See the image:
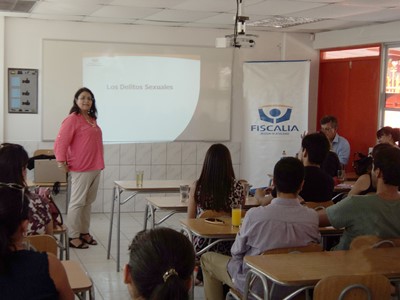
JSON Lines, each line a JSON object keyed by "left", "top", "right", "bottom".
{"left": 0, "top": 0, "right": 37, "bottom": 13}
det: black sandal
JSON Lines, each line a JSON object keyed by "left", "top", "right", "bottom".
{"left": 69, "top": 238, "right": 89, "bottom": 249}
{"left": 80, "top": 233, "right": 98, "bottom": 245}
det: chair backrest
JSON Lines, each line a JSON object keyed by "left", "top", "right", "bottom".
{"left": 305, "top": 200, "right": 334, "bottom": 211}
{"left": 332, "top": 192, "right": 348, "bottom": 203}
{"left": 350, "top": 235, "right": 400, "bottom": 250}
{"left": 34, "top": 149, "right": 54, "bottom": 156}
{"left": 25, "top": 234, "right": 58, "bottom": 256}
{"left": 262, "top": 242, "right": 323, "bottom": 255}
{"left": 313, "top": 274, "right": 391, "bottom": 300}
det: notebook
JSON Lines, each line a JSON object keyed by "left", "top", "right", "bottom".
{"left": 34, "top": 159, "right": 67, "bottom": 183}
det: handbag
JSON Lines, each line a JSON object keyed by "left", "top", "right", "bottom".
{"left": 34, "top": 187, "right": 63, "bottom": 227}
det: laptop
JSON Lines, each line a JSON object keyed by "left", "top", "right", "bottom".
{"left": 34, "top": 159, "right": 67, "bottom": 183}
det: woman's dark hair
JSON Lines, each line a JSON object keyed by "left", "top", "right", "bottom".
{"left": 0, "top": 186, "right": 29, "bottom": 274}
{"left": 376, "top": 126, "right": 400, "bottom": 144}
{"left": 0, "top": 143, "right": 29, "bottom": 187}
{"left": 352, "top": 152, "right": 373, "bottom": 176}
{"left": 128, "top": 227, "right": 195, "bottom": 300}
{"left": 69, "top": 87, "right": 97, "bottom": 119}
{"left": 195, "top": 144, "right": 236, "bottom": 212}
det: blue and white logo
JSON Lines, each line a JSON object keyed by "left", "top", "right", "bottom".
{"left": 251, "top": 104, "right": 299, "bottom": 135}
{"left": 258, "top": 105, "right": 292, "bottom": 124}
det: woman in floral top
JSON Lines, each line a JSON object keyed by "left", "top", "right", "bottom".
{"left": 188, "top": 144, "right": 245, "bottom": 259}
{"left": 0, "top": 143, "right": 52, "bottom": 235}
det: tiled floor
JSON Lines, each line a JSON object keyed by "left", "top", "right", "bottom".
{"left": 66, "top": 211, "right": 205, "bottom": 300}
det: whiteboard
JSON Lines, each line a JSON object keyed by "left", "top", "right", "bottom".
{"left": 42, "top": 40, "right": 233, "bottom": 142}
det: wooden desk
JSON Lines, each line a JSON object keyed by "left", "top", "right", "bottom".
{"left": 145, "top": 196, "right": 260, "bottom": 230}
{"left": 107, "top": 180, "right": 192, "bottom": 271}
{"left": 62, "top": 260, "right": 93, "bottom": 298}
{"left": 333, "top": 180, "right": 355, "bottom": 193}
{"left": 244, "top": 247, "right": 400, "bottom": 299}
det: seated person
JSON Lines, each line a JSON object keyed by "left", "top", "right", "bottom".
{"left": 256, "top": 132, "right": 334, "bottom": 205}
{"left": 0, "top": 143, "right": 53, "bottom": 235}
{"left": 124, "top": 227, "right": 195, "bottom": 300}
{"left": 348, "top": 144, "right": 393, "bottom": 196}
{"left": 0, "top": 183, "right": 74, "bottom": 299}
{"left": 187, "top": 143, "right": 245, "bottom": 256}
{"left": 377, "top": 126, "right": 400, "bottom": 146}
{"left": 321, "top": 150, "right": 341, "bottom": 178}
{"left": 319, "top": 146, "right": 400, "bottom": 250}
{"left": 201, "top": 157, "right": 321, "bottom": 299}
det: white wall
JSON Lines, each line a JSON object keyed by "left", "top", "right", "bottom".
{"left": 1, "top": 18, "right": 320, "bottom": 212}
{"left": 314, "top": 20, "right": 400, "bottom": 49}
{"left": 2, "top": 18, "right": 318, "bottom": 142}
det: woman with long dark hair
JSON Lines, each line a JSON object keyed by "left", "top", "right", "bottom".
{"left": 0, "top": 184, "right": 74, "bottom": 299}
{"left": 124, "top": 227, "right": 195, "bottom": 300}
{"left": 0, "top": 143, "right": 52, "bottom": 235}
{"left": 187, "top": 143, "right": 245, "bottom": 218}
{"left": 54, "top": 87, "right": 104, "bottom": 249}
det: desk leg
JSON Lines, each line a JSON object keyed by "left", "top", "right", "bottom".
{"left": 150, "top": 204, "right": 156, "bottom": 229}
{"left": 107, "top": 186, "right": 116, "bottom": 260}
{"left": 143, "top": 202, "right": 149, "bottom": 230}
{"left": 117, "top": 187, "right": 121, "bottom": 272}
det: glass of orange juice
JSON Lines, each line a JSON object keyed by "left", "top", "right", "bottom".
{"left": 231, "top": 204, "right": 242, "bottom": 227}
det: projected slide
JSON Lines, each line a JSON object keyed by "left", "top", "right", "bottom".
{"left": 83, "top": 55, "right": 200, "bottom": 142}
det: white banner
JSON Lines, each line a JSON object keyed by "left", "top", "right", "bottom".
{"left": 241, "top": 61, "right": 310, "bottom": 188}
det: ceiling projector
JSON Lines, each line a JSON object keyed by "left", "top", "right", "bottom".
{"left": 216, "top": 35, "right": 256, "bottom": 48}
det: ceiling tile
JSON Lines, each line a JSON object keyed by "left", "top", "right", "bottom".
{"left": 33, "top": 2, "right": 101, "bottom": 15}
{"left": 244, "top": 0, "right": 328, "bottom": 15}
{"left": 287, "top": 3, "right": 383, "bottom": 19}
{"left": 109, "top": 0, "right": 185, "bottom": 9}
{"left": 144, "top": 9, "right": 217, "bottom": 22}
{"left": 91, "top": 5, "right": 162, "bottom": 18}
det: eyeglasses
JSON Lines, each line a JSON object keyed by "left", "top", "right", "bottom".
{"left": 0, "top": 182, "right": 25, "bottom": 214}
{"left": 320, "top": 126, "right": 334, "bottom": 132}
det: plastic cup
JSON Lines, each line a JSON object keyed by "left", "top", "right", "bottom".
{"left": 243, "top": 183, "right": 250, "bottom": 202}
{"left": 136, "top": 170, "right": 144, "bottom": 187}
{"left": 180, "top": 185, "right": 189, "bottom": 203}
{"left": 231, "top": 204, "right": 242, "bottom": 227}
{"left": 337, "top": 170, "right": 346, "bottom": 184}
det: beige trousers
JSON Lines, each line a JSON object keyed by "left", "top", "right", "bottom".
{"left": 200, "top": 252, "right": 235, "bottom": 300}
{"left": 67, "top": 170, "right": 101, "bottom": 238}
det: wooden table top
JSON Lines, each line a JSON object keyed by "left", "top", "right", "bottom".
{"left": 181, "top": 216, "right": 341, "bottom": 239}
{"left": 115, "top": 180, "right": 192, "bottom": 191}
{"left": 245, "top": 247, "right": 400, "bottom": 286}
{"left": 147, "top": 196, "right": 260, "bottom": 210}
{"left": 62, "top": 260, "right": 92, "bottom": 293}
{"left": 180, "top": 217, "right": 239, "bottom": 238}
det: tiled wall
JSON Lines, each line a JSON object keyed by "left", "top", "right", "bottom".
{"left": 23, "top": 141, "right": 241, "bottom": 213}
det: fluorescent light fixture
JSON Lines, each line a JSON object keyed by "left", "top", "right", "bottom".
{"left": 248, "top": 16, "right": 325, "bottom": 28}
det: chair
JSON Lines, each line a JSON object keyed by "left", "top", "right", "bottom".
{"left": 25, "top": 234, "right": 95, "bottom": 300}
{"left": 25, "top": 234, "right": 58, "bottom": 255}
{"left": 332, "top": 192, "right": 348, "bottom": 203}
{"left": 33, "top": 148, "right": 70, "bottom": 213}
{"left": 53, "top": 223, "right": 70, "bottom": 260}
{"left": 228, "top": 243, "right": 323, "bottom": 300}
{"left": 350, "top": 235, "right": 400, "bottom": 250}
{"left": 313, "top": 274, "right": 392, "bottom": 300}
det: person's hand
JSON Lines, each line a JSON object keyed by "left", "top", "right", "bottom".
{"left": 57, "top": 162, "right": 69, "bottom": 173}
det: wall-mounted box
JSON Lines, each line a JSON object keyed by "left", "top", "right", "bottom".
{"left": 8, "top": 68, "right": 38, "bottom": 114}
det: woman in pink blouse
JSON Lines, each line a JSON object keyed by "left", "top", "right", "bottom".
{"left": 54, "top": 87, "right": 104, "bottom": 249}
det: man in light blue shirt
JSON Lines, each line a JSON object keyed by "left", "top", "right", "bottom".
{"left": 200, "top": 157, "right": 321, "bottom": 300}
{"left": 320, "top": 115, "right": 350, "bottom": 166}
